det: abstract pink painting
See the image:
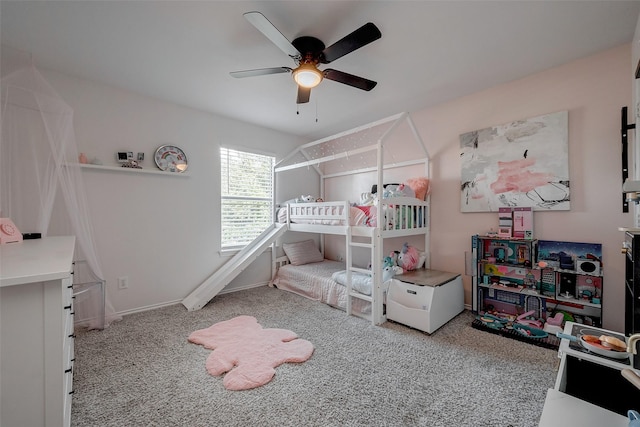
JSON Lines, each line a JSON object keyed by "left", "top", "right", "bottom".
{"left": 460, "top": 111, "right": 569, "bottom": 212}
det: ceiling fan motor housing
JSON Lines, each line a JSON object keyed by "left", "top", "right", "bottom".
{"left": 291, "top": 36, "right": 326, "bottom": 64}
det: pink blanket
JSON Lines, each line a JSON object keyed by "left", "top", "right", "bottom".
{"left": 188, "top": 315, "right": 314, "bottom": 391}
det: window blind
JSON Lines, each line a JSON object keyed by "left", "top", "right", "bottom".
{"left": 220, "top": 148, "right": 274, "bottom": 249}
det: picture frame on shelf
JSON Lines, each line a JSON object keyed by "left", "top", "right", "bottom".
{"left": 116, "top": 151, "right": 133, "bottom": 163}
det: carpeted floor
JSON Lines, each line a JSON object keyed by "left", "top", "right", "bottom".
{"left": 71, "top": 285, "right": 559, "bottom": 427}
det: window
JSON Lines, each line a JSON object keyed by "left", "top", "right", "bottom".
{"left": 220, "top": 147, "right": 275, "bottom": 250}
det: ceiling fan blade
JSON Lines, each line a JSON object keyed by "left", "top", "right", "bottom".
{"left": 320, "top": 22, "right": 381, "bottom": 64}
{"left": 323, "top": 69, "right": 377, "bottom": 91}
{"left": 243, "top": 11, "right": 301, "bottom": 60}
{"left": 230, "top": 67, "right": 291, "bottom": 78}
{"left": 297, "top": 86, "right": 311, "bottom": 104}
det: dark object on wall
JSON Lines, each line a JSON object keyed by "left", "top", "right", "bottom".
{"left": 22, "top": 233, "right": 41, "bottom": 240}
{"left": 621, "top": 106, "right": 636, "bottom": 213}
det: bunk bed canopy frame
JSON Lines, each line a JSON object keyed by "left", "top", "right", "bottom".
{"left": 276, "top": 112, "right": 429, "bottom": 184}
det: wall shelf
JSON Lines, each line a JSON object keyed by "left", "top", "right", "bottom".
{"left": 78, "top": 163, "right": 189, "bottom": 177}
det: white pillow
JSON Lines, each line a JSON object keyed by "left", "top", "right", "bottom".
{"left": 283, "top": 240, "right": 324, "bottom": 265}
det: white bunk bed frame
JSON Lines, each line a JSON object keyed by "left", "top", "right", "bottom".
{"left": 273, "top": 112, "right": 430, "bottom": 325}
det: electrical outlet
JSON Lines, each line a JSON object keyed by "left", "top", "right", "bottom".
{"left": 117, "top": 276, "right": 129, "bottom": 289}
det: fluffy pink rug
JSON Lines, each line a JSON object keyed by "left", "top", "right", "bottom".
{"left": 188, "top": 315, "right": 314, "bottom": 391}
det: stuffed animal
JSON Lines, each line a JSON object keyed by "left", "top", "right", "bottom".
{"left": 283, "top": 195, "right": 316, "bottom": 205}
{"left": 382, "top": 264, "right": 395, "bottom": 282}
{"left": 374, "top": 256, "right": 397, "bottom": 282}
{"left": 383, "top": 255, "right": 395, "bottom": 269}
{"left": 397, "top": 243, "right": 426, "bottom": 272}
{"left": 386, "top": 251, "right": 404, "bottom": 275}
{"left": 360, "top": 192, "right": 375, "bottom": 206}
{"left": 382, "top": 183, "right": 415, "bottom": 199}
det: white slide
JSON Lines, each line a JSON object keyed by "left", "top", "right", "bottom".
{"left": 182, "top": 223, "right": 287, "bottom": 311}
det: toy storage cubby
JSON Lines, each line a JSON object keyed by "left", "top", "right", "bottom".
{"left": 471, "top": 235, "right": 603, "bottom": 333}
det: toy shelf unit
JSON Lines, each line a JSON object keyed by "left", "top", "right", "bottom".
{"left": 471, "top": 235, "right": 603, "bottom": 330}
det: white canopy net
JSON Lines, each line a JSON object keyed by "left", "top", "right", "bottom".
{"left": 1, "top": 58, "right": 120, "bottom": 328}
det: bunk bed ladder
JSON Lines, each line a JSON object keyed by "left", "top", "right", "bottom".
{"left": 345, "top": 229, "right": 376, "bottom": 322}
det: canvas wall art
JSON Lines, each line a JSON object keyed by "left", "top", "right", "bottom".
{"left": 460, "top": 111, "right": 569, "bottom": 212}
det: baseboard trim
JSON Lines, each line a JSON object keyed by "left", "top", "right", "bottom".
{"left": 115, "top": 282, "right": 270, "bottom": 317}
{"left": 217, "top": 282, "right": 268, "bottom": 295}
{"left": 116, "top": 299, "right": 183, "bottom": 317}
{"left": 117, "top": 285, "right": 468, "bottom": 317}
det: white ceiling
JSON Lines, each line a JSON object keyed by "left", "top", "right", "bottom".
{"left": 2, "top": 1, "right": 640, "bottom": 140}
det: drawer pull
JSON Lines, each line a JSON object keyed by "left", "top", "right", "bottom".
{"left": 64, "top": 305, "right": 72, "bottom": 310}
{"left": 71, "top": 358, "right": 75, "bottom": 362}
{"left": 69, "top": 390, "right": 74, "bottom": 395}
{"left": 65, "top": 368, "right": 72, "bottom": 373}
{"left": 68, "top": 334, "right": 75, "bottom": 339}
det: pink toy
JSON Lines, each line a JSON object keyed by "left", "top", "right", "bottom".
{"left": 546, "top": 312, "right": 564, "bottom": 327}
{"left": 397, "top": 243, "right": 420, "bottom": 272}
{"left": 188, "top": 315, "right": 314, "bottom": 390}
{"left": 516, "top": 310, "right": 543, "bottom": 328}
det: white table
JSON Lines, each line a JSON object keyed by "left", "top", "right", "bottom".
{"left": 0, "top": 236, "right": 76, "bottom": 427}
{"left": 538, "top": 388, "right": 627, "bottom": 426}
{"left": 538, "top": 321, "right": 638, "bottom": 426}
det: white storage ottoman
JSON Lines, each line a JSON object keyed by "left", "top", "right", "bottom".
{"left": 386, "top": 269, "right": 464, "bottom": 334}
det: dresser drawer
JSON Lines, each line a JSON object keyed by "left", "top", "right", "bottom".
{"left": 62, "top": 274, "right": 74, "bottom": 427}
{"left": 63, "top": 364, "right": 73, "bottom": 427}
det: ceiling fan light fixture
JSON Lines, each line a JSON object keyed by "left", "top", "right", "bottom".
{"left": 292, "top": 63, "right": 323, "bottom": 88}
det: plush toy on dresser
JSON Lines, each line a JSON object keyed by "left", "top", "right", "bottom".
{"left": 384, "top": 253, "right": 403, "bottom": 275}
{"left": 396, "top": 243, "right": 426, "bottom": 272}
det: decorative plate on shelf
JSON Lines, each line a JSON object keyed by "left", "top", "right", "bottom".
{"left": 154, "top": 145, "right": 188, "bottom": 172}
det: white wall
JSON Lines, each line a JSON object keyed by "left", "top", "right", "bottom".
{"left": 414, "top": 44, "right": 632, "bottom": 332}
{"left": 39, "top": 69, "right": 313, "bottom": 315}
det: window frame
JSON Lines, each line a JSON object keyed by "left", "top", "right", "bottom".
{"left": 219, "top": 145, "right": 275, "bottom": 253}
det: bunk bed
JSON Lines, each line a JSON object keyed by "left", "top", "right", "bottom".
{"left": 270, "top": 112, "right": 430, "bottom": 325}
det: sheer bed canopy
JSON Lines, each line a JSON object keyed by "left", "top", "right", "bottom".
{"left": 1, "top": 47, "right": 119, "bottom": 328}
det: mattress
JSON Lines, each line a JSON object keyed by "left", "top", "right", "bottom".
{"left": 272, "top": 259, "right": 376, "bottom": 315}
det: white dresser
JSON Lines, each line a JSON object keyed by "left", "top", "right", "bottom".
{"left": 0, "top": 236, "right": 76, "bottom": 427}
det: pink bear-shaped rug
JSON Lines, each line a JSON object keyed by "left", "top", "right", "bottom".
{"left": 188, "top": 315, "right": 314, "bottom": 391}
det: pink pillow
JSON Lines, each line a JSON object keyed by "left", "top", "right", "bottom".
{"left": 283, "top": 239, "right": 324, "bottom": 265}
{"left": 406, "top": 177, "right": 430, "bottom": 200}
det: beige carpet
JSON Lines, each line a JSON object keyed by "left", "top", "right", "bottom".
{"left": 71, "top": 285, "right": 559, "bottom": 427}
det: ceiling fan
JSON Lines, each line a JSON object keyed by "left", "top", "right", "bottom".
{"left": 230, "top": 11, "right": 382, "bottom": 104}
